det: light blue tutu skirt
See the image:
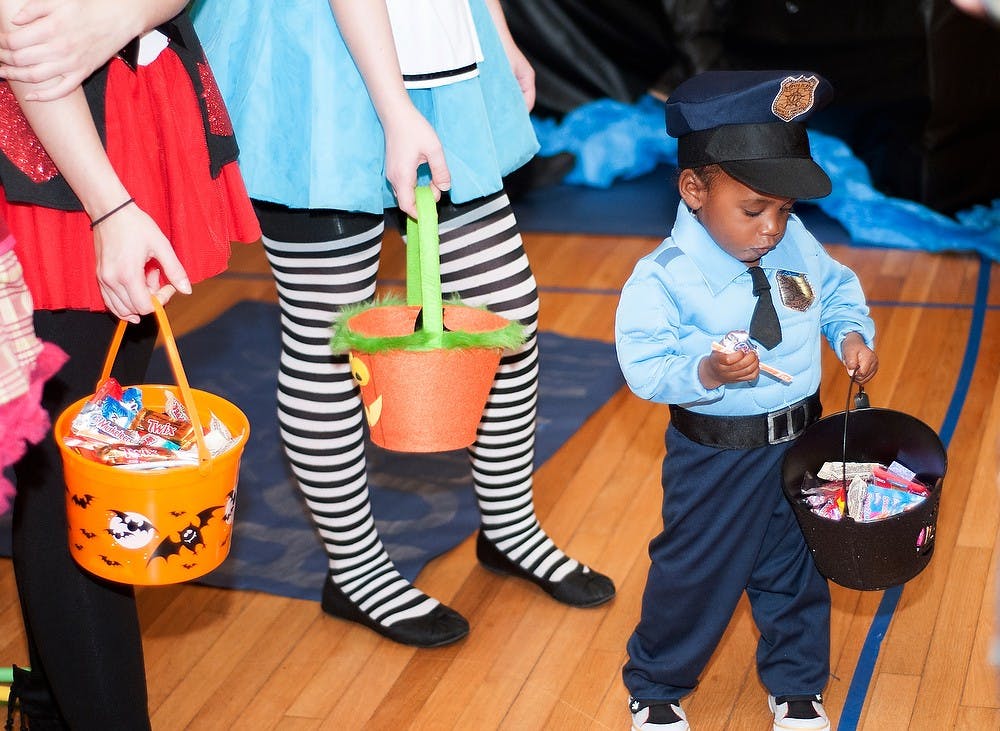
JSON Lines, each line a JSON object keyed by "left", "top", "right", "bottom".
{"left": 191, "top": 0, "right": 539, "bottom": 213}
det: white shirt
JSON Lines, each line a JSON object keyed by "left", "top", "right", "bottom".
{"left": 386, "top": 0, "right": 483, "bottom": 89}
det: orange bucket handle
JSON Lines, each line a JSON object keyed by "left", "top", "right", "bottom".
{"left": 97, "top": 298, "right": 212, "bottom": 472}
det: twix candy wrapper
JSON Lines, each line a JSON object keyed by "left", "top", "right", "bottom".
{"left": 92, "top": 444, "right": 187, "bottom": 466}
{"left": 132, "top": 408, "right": 197, "bottom": 448}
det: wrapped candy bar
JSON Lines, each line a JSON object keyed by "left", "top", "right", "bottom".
{"left": 65, "top": 379, "right": 241, "bottom": 468}
{"left": 163, "top": 389, "right": 189, "bottom": 422}
{"left": 722, "top": 329, "right": 756, "bottom": 353}
{"left": 887, "top": 460, "right": 915, "bottom": 481}
{"left": 119, "top": 387, "right": 143, "bottom": 418}
{"left": 202, "top": 412, "right": 238, "bottom": 456}
{"left": 101, "top": 398, "right": 134, "bottom": 428}
{"left": 71, "top": 408, "right": 144, "bottom": 446}
{"left": 872, "top": 464, "right": 930, "bottom": 496}
{"left": 852, "top": 483, "right": 926, "bottom": 522}
{"left": 846, "top": 475, "right": 869, "bottom": 520}
{"left": 816, "top": 461, "right": 881, "bottom": 481}
{"left": 802, "top": 477, "right": 847, "bottom": 521}
{"left": 88, "top": 376, "right": 124, "bottom": 405}
{"left": 90, "top": 444, "right": 185, "bottom": 467}
{"left": 804, "top": 456, "right": 928, "bottom": 524}
{"left": 132, "top": 408, "right": 196, "bottom": 448}
{"left": 712, "top": 330, "right": 793, "bottom": 383}
{"left": 805, "top": 492, "right": 844, "bottom": 520}
{"left": 67, "top": 411, "right": 181, "bottom": 452}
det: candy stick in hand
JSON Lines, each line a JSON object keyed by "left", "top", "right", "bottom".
{"left": 711, "top": 341, "right": 793, "bottom": 383}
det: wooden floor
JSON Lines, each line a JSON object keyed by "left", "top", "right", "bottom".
{"left": 2, "top": 226, "right": 998, "bottom": 730}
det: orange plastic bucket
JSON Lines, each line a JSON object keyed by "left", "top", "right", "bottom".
{"left": 56, "top": 300, "right": 249, "bottom": 585}
{"left": 347, "top": 304, "right": 508, "bottom": 452}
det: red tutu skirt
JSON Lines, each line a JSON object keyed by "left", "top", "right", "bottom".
{"left": 0, "top": 49, "right": 260, "bottom": 311}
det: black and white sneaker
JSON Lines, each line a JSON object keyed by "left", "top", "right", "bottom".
{"left": 629, "top": 696, "right": 689, "bottom": 730}
{"left": 769, "top": 694, "right": 830, "bottom": 731}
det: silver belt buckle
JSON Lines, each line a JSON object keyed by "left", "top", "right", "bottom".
{"left": 767, "top": 403, "right": 798, "bottom": 445}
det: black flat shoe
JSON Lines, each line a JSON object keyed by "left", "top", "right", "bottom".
{"left": 321, "top": 577, "right": 469, "bottom": 648}
{"left": 475, "top": 531, "right": 616, "bottom": 608}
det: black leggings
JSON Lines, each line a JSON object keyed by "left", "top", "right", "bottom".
{"left": 11, "top": 310, "right": 157, "bottom": 730}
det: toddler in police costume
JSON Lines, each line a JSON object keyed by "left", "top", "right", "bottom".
{"left": 615, "top": 71, "right": 879, "bottom": 730}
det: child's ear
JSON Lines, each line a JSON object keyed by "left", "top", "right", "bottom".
{"left": 678, "top": 169, "right": 707, "bottom": 212}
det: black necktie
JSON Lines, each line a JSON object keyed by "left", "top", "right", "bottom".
{"left": 748, "top": 266, "right": 782, "bottom": 350}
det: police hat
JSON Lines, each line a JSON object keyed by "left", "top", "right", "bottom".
{"left": 666, "top": 70, "right": 834, "bottom": 199}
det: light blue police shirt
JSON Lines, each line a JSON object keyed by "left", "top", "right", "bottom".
{"left": 615, "top": 202, "right": 875, "bottom": 416}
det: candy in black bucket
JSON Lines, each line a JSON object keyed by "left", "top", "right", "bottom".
{"left": 781, "top": 383, "right": 947, "bottom": 591}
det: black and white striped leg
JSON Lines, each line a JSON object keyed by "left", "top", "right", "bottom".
{"left": 257, "top": 203, "right": 468, "bottom": 647}
{"left": 434, "top": 192, "right": 616, "bottom": 607}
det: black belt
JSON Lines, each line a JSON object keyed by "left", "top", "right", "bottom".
{"left": 669, "top": 391, "right": 821, "bottom": 449}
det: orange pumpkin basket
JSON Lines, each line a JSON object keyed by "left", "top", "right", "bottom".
{"left": 332, "top": 187, "right": 525, "bottom": 452}
{"left": 55, "top": 299, "right": 249, "bottom": 585}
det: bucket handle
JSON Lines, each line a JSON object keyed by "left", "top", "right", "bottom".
{"left": 838, "top": 374, "right": 870, "bottom": 485}
{"left": 97, "top": 298, "right": 212, "bottom": 472}
{"left": 404, "top": 186, "right": 444, "bottom": 344}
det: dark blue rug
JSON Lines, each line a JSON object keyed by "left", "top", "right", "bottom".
{"left": 1, "top": 301, "right": 624, "bottom": 602}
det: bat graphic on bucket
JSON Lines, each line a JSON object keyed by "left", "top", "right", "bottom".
{"left": 56, "top": 299, "right": 249, "bottom": 585}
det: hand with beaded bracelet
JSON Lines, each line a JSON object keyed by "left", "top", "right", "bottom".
{"left": 2, "top": 24, "right": 192, "bottom": 323}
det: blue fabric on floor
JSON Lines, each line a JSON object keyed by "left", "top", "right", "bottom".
{"left": 0, "top": 301, "right": 624, "bottom": 602}
{"left": 528, "top": 95, "right": 1000, "bottom": 260}
{"left": 510, "top": 163, "right": 850, "bottom": 243}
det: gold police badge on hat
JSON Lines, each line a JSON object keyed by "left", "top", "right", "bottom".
{"left": 771, "top": 76, "right": 820, "bottom": 122}
{"left": 776, "top": 270, "right": 815, "bottom": 311}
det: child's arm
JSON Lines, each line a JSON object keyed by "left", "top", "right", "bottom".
{"left": 616, "top": 262, "right": 731, "bottom": 404}
{"left": 841, "top": 332, "right": 878, "bottom": 384}
{"left": 329, "top": 0, "right": 451, "bottom": 219}
{"left": 482, "top": 0, "right": 535, "bottom": 110}
{"left": 809, "top": 241, "right": 878, "bottom": 383}
{"left": 0, "top": 0, "right": 190, "bottom": 323}
{"left": 0, "top": 0, "right": 188, "bottom": 100}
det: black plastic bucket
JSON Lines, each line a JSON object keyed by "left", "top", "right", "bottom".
{"left": 781, "top": 406, "right": 946, "bottom": 591}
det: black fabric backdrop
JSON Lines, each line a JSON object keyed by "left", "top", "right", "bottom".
{"left": 501, "top": 0, "right": 1000, "bottom": 213}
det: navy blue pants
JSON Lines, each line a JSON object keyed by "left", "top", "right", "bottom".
{"left": 623, "top": 424, "right": 830, "bottom": 703}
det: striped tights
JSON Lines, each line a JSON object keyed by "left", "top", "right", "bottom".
{"left": 258, "top": 192, "right": 587, "bottom": 631}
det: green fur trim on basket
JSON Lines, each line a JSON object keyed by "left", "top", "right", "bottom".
{"left": 331, "top": 296, "right": 526, "bottom": 354}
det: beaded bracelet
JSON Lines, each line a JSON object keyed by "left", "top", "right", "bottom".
{"left": 89, "top": 198, "right": 135, "bottom": 230}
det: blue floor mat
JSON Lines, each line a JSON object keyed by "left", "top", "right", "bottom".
{"left": 0, "top": 301, "right": 625, "bottom": 603}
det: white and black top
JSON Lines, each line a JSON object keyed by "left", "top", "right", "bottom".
{"left": 386, "top": 0, "right": 483, "bottom": 88}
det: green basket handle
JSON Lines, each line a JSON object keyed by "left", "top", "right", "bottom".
{"left": 404, "top": 186, "right": 444, "bottom": 344}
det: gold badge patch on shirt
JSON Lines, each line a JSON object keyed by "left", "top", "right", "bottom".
{"left": 777, "top": 270, "right": 815, "bottom": 311}
{"left": 771, "top": 75, "right": 820, "bottom": 122}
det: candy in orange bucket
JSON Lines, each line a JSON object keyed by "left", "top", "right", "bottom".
{"left": 55, "top": 299, "right": 249, "bottom": 585}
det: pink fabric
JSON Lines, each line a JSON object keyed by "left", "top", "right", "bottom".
{"left": 0, "top": 343, "right": 67, "bottom": 512}
{"left": 0, "top": 247, "right": 44, "bottom": 402}
{"left": 0, "top": 244, "right": 68, "bottom": 513}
